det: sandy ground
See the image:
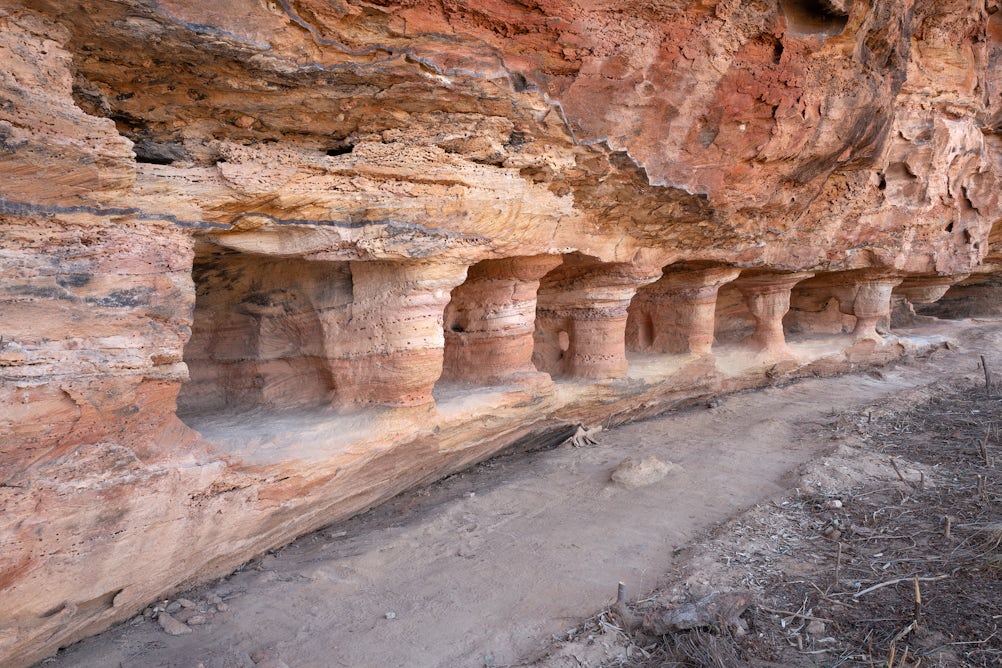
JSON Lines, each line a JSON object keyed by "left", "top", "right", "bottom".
{"left": 41, "top": 319, "right": 999, "bottom": 668}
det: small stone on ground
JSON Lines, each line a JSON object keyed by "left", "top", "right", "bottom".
{"left": 157, "top": 613, "right": 192, "bottom": 636}
{"left": 610, "top": 455, "right": 681, "bottom": 489}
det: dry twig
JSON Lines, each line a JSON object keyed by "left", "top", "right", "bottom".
{"left": 889, "top": 457, "right": 920, "bottom": 490}
{"left": 851, "top": 575, "right": 949, "bottom": 599}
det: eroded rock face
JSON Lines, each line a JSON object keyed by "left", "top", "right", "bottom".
{"left": 3, "top": 1, "right": 1002, "bottom": 665}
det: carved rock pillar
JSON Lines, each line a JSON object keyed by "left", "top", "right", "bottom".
{"left": 628, "top": 266, "right": 741, "bottom": 355}
{"left": 792, "top": 270, "right": 905, "bottom": 341}
{"left": 334, "top": 260, "right": 469, "bottom": 406}
{"left": 735, "top": 272, "right": 814, "bottom": 355}
{"left": 441, "top": 255, "right": 562, "bottom": 385}
{"left": 534, "top": 257, "right": 662, "bottom": 380}
{"left": 848, "top": 275, "right": 904, "bottom": 340}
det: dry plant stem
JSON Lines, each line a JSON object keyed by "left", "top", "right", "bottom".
{"left": 887, "top": 621, "right": 917, "bottom": 665}
{"left": 890, "top": 457, "right": 919, "bottom": 490}
{"left": 912, "top": 576, "right": 922, "bottom": 627}
{"left": 835, "top": 541, "right": 842, "bottom": 589}
{"left": 757, "top": 606, "right": 833, "bottom": 623}
{"left": 983, "top": 354, "right": 993, "bottom": 397}
{"left": 612, "top": 581, "right": 638, "bottom": 633}
{"left": 944, "top": 515, "right": 952, "bottom": 540}
{"left": 943, "top": 631, "right": 1000, "bottom": 647}
{"left": 852, "top": 575, "right": 949, "bottom": 599}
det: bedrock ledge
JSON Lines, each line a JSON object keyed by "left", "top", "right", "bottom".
{"left": 1, "top": 327, "right": 945, "bottom": 668}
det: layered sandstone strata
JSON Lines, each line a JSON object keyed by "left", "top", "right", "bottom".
{"left": 3, "top": 1, "right": 1002, "bottom": 665}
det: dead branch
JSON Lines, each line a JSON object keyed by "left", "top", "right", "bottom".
{"left": 852, "top": 575, "right": 949, "bottom": 599}
{"left": 643, "top": 591, "right": 753, "bottom": 635}
{"left": 757, "top": 605, "right": 833, "bottom": 623}
{"left": 611, "top": 582, "right": 639, "bottom": 633}
{"left": 983, "top": 354, "right": 993, "bottom": 396}
{"left": 890, "top": 458, "right": 920, "bottom": 490}
{"left": 565, "top": 424, "right": 601, "bottom": 447}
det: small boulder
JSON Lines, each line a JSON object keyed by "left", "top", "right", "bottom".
{"left": 157, "top": 612, "right": 192, "bottom": 636}
{"left": 611, "top": 456, "right": 681, "bottom": 489}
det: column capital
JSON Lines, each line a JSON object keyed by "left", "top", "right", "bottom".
{"left": 734, "top": 270, "right": 815, "bottom": 296}
{"left": 895, "top": 274, "right": 969, "bottom": 305}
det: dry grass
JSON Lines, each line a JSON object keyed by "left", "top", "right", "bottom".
{"left": 543, "top": 379, "right": 1002, "bottom": 668}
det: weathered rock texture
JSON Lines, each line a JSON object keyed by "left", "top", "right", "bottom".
{"left": 3, "top": 1, "right": 1002, "bottom": 665}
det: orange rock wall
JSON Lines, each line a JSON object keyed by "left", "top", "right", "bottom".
{"left": 3, "top": 1, "right": 1002, "bottom": 665}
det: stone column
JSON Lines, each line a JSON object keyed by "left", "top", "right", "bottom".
{"left": 628, "top": 266, "right": 741, "bottom": 355}
{"left": 441, "top": 255, "right": 562, "bottom": 386}
{"left": 791, "top": 270, "right": 904, "bottom": 341}
{"left": 849, "top": 275, "right": 903, "bottom": 340}
{"left": 332, "top": 259, "right": 468, "bottom": 407}
{"left": 734, "top": 272, "right": 814, "bottom": 355}
{"left": 534, "top": 257, "right": 662, "bottom": 380}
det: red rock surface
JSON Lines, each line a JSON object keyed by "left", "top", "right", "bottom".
{"left": 3, "top": 1, "right": 1002, "bottom": 665}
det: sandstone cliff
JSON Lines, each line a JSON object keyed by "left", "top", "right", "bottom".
{"left": 3, "top": 1, "right": 1002, "bottom": 665}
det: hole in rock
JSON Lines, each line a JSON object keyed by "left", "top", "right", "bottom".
{"left": 77, "top": 588, "right": 124, "bottom": 616}
{"left": 177, "top": 243, "right": 353, "bottom": 418}
{"left": 557, "top": 330, "right": 570, "bottom": 352}
{"left": 134, "top": 153, "right": 175, "bottom": 165}
{"left": 509, "top": 71, "right": 531, "bottom": 93}
{"left": 882, "top": 162, "right": 925, "bottom": 204}
{"left": 132, "top": 137, "right": 189, "bottom": 166}
{"left": 507, "top": 131, "right": 529, "bottom": 147}
{"left": 326, "top": 143, "right": 354, "bottom": 157}
{"left": 779, "top": 0, "right": 849, "bottom": 36}
{"left": 39, "top": 603, "right": 67, "bottom": 619}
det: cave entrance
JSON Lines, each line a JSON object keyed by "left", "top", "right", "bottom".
{"left": 177, "top": 242, "right": 353, "bottom": 417}
{"left": 779, "top": 0, "right": 849, "bottom": 37}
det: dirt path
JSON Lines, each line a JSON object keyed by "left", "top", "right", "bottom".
{"left": 45, "top": 321, "right": 997, "bottom": 668}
